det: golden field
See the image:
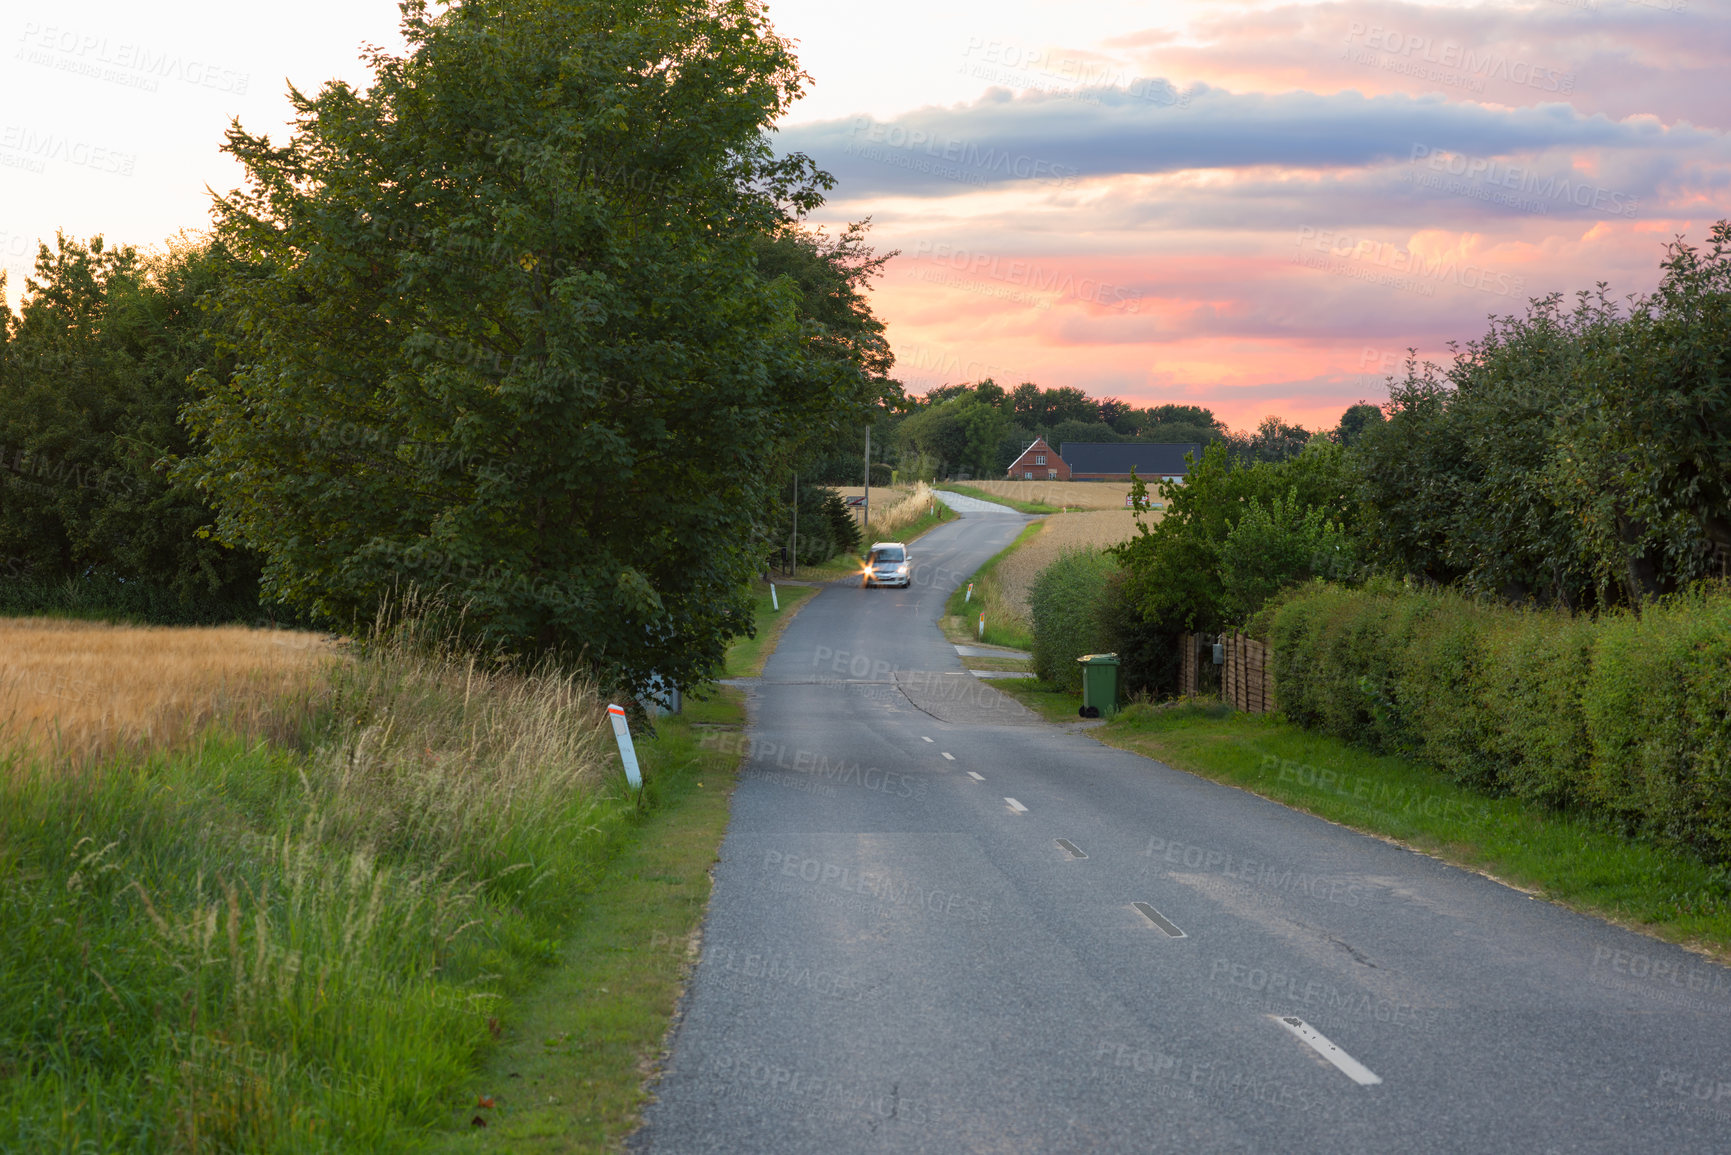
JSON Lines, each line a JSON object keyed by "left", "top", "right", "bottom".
{"left": 0, "top": 617, "right": 336, "bottom": 761}
{"left": 951, "top": 478, "right": 1177, "bottom": 510}
{"left": 993, "top": 509, "right": 1150, "bottom": 615}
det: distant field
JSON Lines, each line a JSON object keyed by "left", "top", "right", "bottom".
{"left": 994, "top": 510, "right": 1148, "bottom": 614}
{"left": 0, "top": 617, "right": 334, "bottom": 761}
{"left": 949, "top": 479, "right": 1172, "bottom": 510}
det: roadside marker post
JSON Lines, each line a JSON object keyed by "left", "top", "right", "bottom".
{"left": 966, "top": 582, "right": 973, "bottom": 603}
{"left": 978, "top": 612, "right": 985, "bottom": 640}
{"left": 607, "top": 704, "right": 643, "bottom": 790}
{"left": 770, "top": 583, "right": 779, "bottom": 611}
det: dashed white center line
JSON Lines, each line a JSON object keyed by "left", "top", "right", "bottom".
{"left": 941, "top": 752, "right": 955, "bottom": 761}
{"left": 921, "top": 736, "right": 933, "bottom": 743}
{"left": 1004, "top": 797, "right": 1028, "bottom": 813}
{"left": 1133, "top": 902, "right": 1186, "bottom": 938}
{"left": 966, "top": 771, "right": 985, "bottom": 782}
{"left": 1274, "top": 1016, "right": 1383, "bottom": 1086}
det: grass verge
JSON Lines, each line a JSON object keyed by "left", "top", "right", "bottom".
{"left": 0, "top": 617, "right": 653, "bottom": 1152}
{"left": 424, "top": 689, "right": 746, "bottom": 1152}
{"left": 937, "top": 483, "right": 1060, "bottom": 515}
{"left": 939, "top": 521, "right": 1043, "bottom": 651}
{"left": 997, "top": 681, "right": 1731, "bottom": 959}
{"left": 723, "top": 582, "right": 819, "bottom": 678}
{"left": 993, "top": 677, "right": 1085, "bottom": 722}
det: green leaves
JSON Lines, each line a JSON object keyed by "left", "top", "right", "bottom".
{"left": 1217, "top": 488, "right": 1354, "bottom": 625}
{"left": 0, "top": 233, "right": 260, "bottom": 616}
{"left": 1113, "top": 439, "right": 1357, "bottom": 635}
{"left": 1351, "top": 221, "right": 1731, "bottom": 608}
{"left": 183, "top": 0, "right": 879, "bottom": 693}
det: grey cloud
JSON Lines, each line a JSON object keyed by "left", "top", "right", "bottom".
{"left": 777, "top": 83, "right": 1718, "bottom": 197}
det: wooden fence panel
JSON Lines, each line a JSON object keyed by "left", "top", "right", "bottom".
{"left": 1220, "top": 633, "right": 1275, "bottom": 714}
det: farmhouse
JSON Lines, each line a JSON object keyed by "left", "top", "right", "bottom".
{"left": 1059, "top": 442, "right": 1201, "bottom": 483}
{"left": 1005, "top": 436, "right": 1070, "bottom": 480}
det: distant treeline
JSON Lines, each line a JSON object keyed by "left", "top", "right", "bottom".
{"left": 795, "top": 378, "right": 1376, "bottom": 486}
{"left": 0, "top": 234, "right": 266, "bottom": 623}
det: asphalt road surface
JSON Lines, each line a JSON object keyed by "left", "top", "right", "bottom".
{"left": 635, "top": 503, "right": 1731, "bottom": 1154}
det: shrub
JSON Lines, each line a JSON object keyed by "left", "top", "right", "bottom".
{"left": 1029, "top": 547, "right": 1118, "bottom": 691}
{"left": 1216, "top": 488, "right": 1354, "bottom": 624}
{"left": 1099, "top": 569, "right": 1178, "bottom": 699}
{"left": 822, "top": 489, "right": 862, "bottom": 556}
{"left": 1270, "top": 581, "right": 1731, "bottom": 862}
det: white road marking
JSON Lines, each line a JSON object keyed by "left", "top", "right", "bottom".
{"left": 1005, "top": 797, "right": 1028, "bottom": 813}
{"left": 941, "top": 752, "right": 955, "bottom": 761}
{"left": 967, "top": 772, "right": 985, "bottom": 782}
{"left": 921, "top": 736, "right": 933, "bottom": 743}
{"left": 1273, "top": 1016, "right": 1383, "bottom": 1086}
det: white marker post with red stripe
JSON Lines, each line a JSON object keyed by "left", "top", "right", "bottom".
{"left": 607, "top": 704, "right": 643, "bottom": 789}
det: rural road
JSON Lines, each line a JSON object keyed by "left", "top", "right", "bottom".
{"left": 634, "top": 504, "right": 1731, "bottom": 1153}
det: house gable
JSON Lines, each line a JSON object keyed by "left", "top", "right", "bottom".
{"left": 1005, "top": 436, "right": 1070, "bottom": 481}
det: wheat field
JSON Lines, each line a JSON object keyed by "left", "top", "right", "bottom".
{"left": 0, "top": 617, "right": 336, "bottom": 762}
{"left": 954, "top": 479, "right": 1174, "bottom": 510}
{"left": 993, "top": 510, "right": 1148, "bottom": 614}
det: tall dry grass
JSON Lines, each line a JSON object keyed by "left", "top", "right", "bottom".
{"left": 864, "top": 481, "right": 943, "bottom": 539}
{"left": 0, "top": 617, "right": 334, "bottom": 764}
{"left": 0, "top": 611, "right": 633, "bottom": 1151}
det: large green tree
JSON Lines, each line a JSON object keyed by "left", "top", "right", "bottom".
{"left": 184, "top": 0, "right": 879, "bottom": 692}
{"left": 0, "top": 233, "right": 258, "bottom": 614}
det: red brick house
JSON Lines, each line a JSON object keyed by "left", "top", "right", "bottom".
{"left": 1006, "top": 437, "right": 1070, "bottom": 480}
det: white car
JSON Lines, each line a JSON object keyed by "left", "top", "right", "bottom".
{"left": 862, "top": 542, "right": 911, "bottom": 588}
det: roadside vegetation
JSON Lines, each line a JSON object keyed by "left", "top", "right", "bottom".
{"left": 975, "top": 223, "right": 1731, "bottom": 952}
{"left": 724, "top": 582, "right": 820, "bottom": 677}
{"left": 942, "top": 521, "right": 1042, "bottom": 651}
{"left": 940, "top": 508, "right": 1153, "bottom": 673}
{"left": 988, "top": 686, "right": 1731, "bottom": 957}
{"left": 0, "top": 608, "right": 751, "bottom": 1151}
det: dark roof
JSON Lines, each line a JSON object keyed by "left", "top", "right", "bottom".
{"left": 1059, "top": 442, "right": 1201, "bottom": 475}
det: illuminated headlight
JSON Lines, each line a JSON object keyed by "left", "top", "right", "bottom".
{"left": 895, "top": 564, "right": 909, "bottom": 574}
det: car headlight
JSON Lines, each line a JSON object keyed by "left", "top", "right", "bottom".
{"left": 896, "top": 564, "right": 909, "bottom": 574}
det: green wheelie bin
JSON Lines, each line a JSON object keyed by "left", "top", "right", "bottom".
{"left": 1077, "top": 652, "right": 1121, "bottom": 718}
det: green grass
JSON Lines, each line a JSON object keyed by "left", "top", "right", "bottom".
{"left": 994, "top": 677, "right": 1088, "bottom": 722}
{"left": 941, "top": 520, "right": 1042, "bottom": 652}
{"left": 424, "top": 689, "right": 745, "bottom": 1152}
{"left": 0, "top": 620, "right": 725, "bottom": 1152}
{"left": 937, "top": 483, "right": 1061, "bottom": 515}
{"left": 782, "top": 553, "right": 867, "bottom": 583}
{"left": 1084, "top": 699, "right": 1731, "bottom": 959}
{"left": 722, "top": 582, "right": 819, "bottom": 678}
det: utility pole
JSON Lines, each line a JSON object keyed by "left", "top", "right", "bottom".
{"left": 863, "top": 425, "right": 871, "bottom": 535}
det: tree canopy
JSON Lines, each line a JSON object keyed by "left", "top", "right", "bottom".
{"left": 182, "top": 0, "right": 887, "bottom": 693}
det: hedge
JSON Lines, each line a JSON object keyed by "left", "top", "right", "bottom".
{"left": 1269, "top": 581, "right": 1731, "bottom": 860}
{"left": 1029, "top": 548, "right": 1118, "bottom": 692}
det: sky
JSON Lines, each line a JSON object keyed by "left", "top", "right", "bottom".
{"left": 2, "top": 0, "right": 1726, "bottom": 430}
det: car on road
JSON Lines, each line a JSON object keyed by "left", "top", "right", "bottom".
{"left": 861, "top": 542, "right": 911, "bottom": 588}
